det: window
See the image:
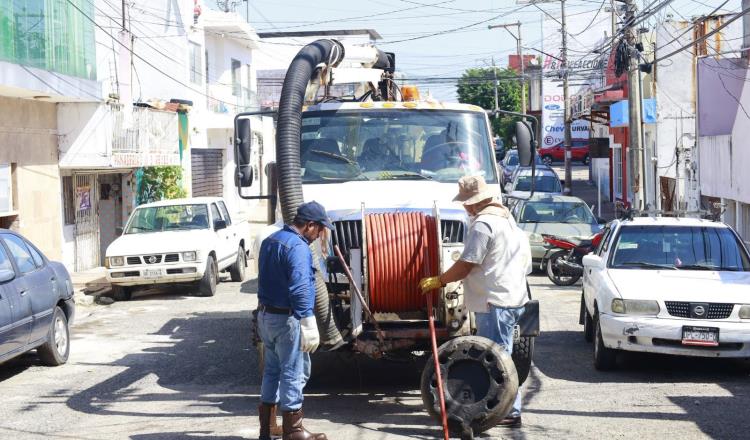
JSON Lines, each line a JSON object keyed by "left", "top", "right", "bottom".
{"left": 597, "top": 227, "right": 611, "bottom": 256}
{"left": 125, "top": 205, "right": 210, "bottom": 233}
{"left": 231, "top": 59, "right": 241, "bottom": 96}
{"left": 26, "top": 241, "right": 44, "bottom": 268}
{"left": 0, "top": 163, "right": 11, "bottom": 214}
{"left": 210, "top": 203, "right": 223, "bottom": 225}
{"left": 218, "top": 201, "right": 232, "bottom": 226}
{"left": 189, "top": 42, "right": 202, "bottom": 84}
{"left": 0, "top": 240, "right": 13, "bottom": 275}
{"left": 2, "top": 234, "right": 37, "bottom": 274}
{"left": 62, "top": 176, "right": 75, "bottom": 225}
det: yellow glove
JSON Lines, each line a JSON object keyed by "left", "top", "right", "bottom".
{"left": 419, "top": 276, "right": 444, "bottom": 294}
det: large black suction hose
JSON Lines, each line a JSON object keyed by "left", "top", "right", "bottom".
{"left": 276, "top": 39, "right": 344, "bottom": 348}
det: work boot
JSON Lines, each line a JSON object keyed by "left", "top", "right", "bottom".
{"left": 282, "top": 409, "right": 327, "bottom": 440}
{"left": 259, "top": 403, "right": 283, "bottom": 439}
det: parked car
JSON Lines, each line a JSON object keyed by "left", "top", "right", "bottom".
{"left": 504, "top": 166, "right": 563, "bottom": 201}
{"left": 0, "top": 230, "right": 74, "bottom": 366}
{"left": 494, "top": 137, "right": 506, "bottom": 162}
{"left": 511, "top": 194, "right": 603, "bottom": 268}
{"left": 538, "top": 140, "right": 590, "bottom": 165}
{"left": 581, "top": 216, "right": 750, "bottom": 370}
{"left": 105, "top": 197, "right": 250, "bottom": 300}
{"left": 500, "top": 150, "right": 545, "bottom": 187}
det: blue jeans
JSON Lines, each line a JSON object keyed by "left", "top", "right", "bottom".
{"left": 475, "top": 305, "right": 525, "bottom": 418}
{"left": 258, "top": 311, "right": 311, "bottom": 411}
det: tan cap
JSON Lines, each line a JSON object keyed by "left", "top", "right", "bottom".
{"left": 452, "top": 175, "right": 499, "bottom": 206}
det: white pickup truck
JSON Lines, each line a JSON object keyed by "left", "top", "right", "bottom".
{"left": 105, "top": 197, "right": 250, "bottom": 300}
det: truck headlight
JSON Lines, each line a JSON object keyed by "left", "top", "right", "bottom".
{"left": 109, "top": 256, "right": 124, "bottom": 267}
{"left": 739, "top": 305, "right": 750, "bottom": 319}
{"left": 612, "top": 299, "right": 660, "bottom": 315}
{"left": 182, "top": 251, "right": 198, "bottom": 262}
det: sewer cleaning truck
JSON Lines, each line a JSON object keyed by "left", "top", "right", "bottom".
{"left": 233, "top": 39, "right": 539, "bottom": 439}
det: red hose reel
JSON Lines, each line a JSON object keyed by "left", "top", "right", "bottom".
{"left": 365, "top": 212, "right": 439, "bottom": 313}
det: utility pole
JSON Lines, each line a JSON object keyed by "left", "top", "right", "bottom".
{"left": 624, "top": 0, "right": 644, "bottom": 210}
{"left": 492, "top": 57, "right": 499, "bottom": 111}
{"left": 488, "top": 22, "right": 526, "bottom": 114}
{"left": 561, "top": 0, "right": 573, "bottom": 195}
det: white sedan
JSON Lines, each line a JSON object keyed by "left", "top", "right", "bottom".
{"left": 580, "top": 216, "right": 750, "bottom": 370}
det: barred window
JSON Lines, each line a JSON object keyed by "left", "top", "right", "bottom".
{"left": 63, "top": 176, "right": 75, "bottom": 225}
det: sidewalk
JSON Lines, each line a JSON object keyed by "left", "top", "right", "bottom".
{"left": 71, "top": 267, "right": 110, "bottom": 306}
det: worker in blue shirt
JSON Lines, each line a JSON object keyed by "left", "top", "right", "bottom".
{"left": 257, "top": 200, "right": 332, "bottom": 440}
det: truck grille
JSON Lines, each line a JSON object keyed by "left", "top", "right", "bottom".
{"left": 332, "top": 219, "right": 466, "bottom": 257}
{"left": 164, "top": 253, "right": 179, "bottom": 263}
{"left": 126, "top": 256, "right": 141, "bottom": 265}
{"left": 665, "top": 301, "right": 734, "bottom": 319}
{"left": 143, "top": 255, "right": 163, "bottom": 264}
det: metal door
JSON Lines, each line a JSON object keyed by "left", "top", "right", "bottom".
{"left": 74, "top": 174, "right": 100, "bottom": 271}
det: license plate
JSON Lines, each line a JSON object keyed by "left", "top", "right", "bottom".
{"left": 513, "top": 325, "right": 521, "bottom": 343}
{"left": 681, "top": 326, "right": 719, "bottom": 347}
{"left": 142, "top": 269, "right": 162, "bottom": 279}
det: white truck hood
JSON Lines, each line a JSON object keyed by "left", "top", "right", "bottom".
{"left": 608, "top": 269, "right": 750, "bottom": 304}
{"left": 106, "top": 230, "right": 215, "bottom": 256}
{"left": 302, "top": 180, "right": 470, "bottom": 215}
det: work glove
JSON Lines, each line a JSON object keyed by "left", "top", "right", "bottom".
{"left": 299, "top": 316, "right": 320, "bottom": 353}
{"left": 419, "top": 276, "right": 444, "bottom": 294}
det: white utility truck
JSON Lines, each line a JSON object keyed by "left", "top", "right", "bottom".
{"left": 105, "top": 197, "right": 249, "bottom": 300}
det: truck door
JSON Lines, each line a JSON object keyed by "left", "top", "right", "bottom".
{"left": 210, "top": 203, "right": 232, "bottom": 267}
{"left": 218, "top": 201, "right": 239, "bottom": 259}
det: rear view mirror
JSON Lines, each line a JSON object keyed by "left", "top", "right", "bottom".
{"left": 235, "top": 118, "right": 254, "bottom": 187}
{"left": 582, "top": 254, "right": 604, "bottom": 269}
{"left": 515, "top": 120, "right": 536, "bottom": 167}
{"left": 0, "top": 268, "right": 15, "bottom": 283}
{"left": 214, "top": 219, "right": 227, "bottom": 231}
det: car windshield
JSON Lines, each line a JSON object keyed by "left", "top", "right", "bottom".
{"left": 125, "top": 204, "right": 210, "bottom": 233}
{"left": 518, "top": 201, "right": 595, "bottom": 224}
{"left": 611, "top": 225, "right": 750, "bottom": 271}
{"left": 300, "top": 109, "right": 496, "bottom": 183}
{"left": 514, "top": 175, "right": 562, "bottom": 192}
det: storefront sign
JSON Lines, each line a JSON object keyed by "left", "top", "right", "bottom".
{"left": 111, "top": 153, "right": 180, "bottom": 168}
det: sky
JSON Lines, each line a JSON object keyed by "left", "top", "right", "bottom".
{"left": 207, "top": 0, "right": 742, "bottom": 101}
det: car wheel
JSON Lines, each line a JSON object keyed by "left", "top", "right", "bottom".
{"left": 37, "top": 306, "right": 70, "bottom": 366}
{"left": 593, "top": 311, "right": 617, "bottom": 370}
{"left": 582, "top": 154, "right": 590, "bottom": 165}
{"left": 546, "top": 251, "right": 581, "bottom": 286}
{"left": 512, "top": 336, "right": 534, "bottom": 385}
{"left": 542, "top": 155, "right": 553, "bottom": 166}
{"left": 229, "top": 246, "right": 246, "bottom": 282}
{"left": 581, "top": 295, "right": 594, "bottom": 342}
{"left": 197, "top": 256, "right": 217, "bottom": 297}
{"left": 112, "top": 285, "right": 132, "bottom": 301}
{"left": 421, "top": 336, "right": 518, "bottom": 437}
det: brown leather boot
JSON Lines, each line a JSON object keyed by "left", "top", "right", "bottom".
{"left": 282, "top": 409, "right": 327, "bottom": 440}
{"left": 259, "top": 403, "right": 283, "bottom": 439}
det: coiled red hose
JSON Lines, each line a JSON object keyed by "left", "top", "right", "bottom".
{"left": 365, "top": 212, "right": 439, "bottom": 313}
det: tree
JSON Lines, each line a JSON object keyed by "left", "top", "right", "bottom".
{"left": 456, "top": 67, "right": 521, "bottom": 145}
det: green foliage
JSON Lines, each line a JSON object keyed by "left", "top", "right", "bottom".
{"left": 456, "top": 67, "right": 521, "bottom": 144}
{"left": 137, "top": 166, "right": 187, "bottom": 205}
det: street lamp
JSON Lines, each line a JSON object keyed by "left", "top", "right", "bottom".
{"left": 488, "top": 22, "right": 526, "bottom": 114}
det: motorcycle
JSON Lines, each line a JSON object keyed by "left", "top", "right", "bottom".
{"left": 542, "top": 232, "right": 604, "bottom": 286}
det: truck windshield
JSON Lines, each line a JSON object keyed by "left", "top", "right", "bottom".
{"left": 300, "top": 109, "right": 496, "bottom": 183}
{"left": 611, "top": 225, "right": 750, "bottom": 271}
{"left": 125, "top": 204, "right": 210, "bottom": 234}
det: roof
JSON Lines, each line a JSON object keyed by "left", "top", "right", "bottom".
{"left": 304, "top": 101, "right": 486, "bottom": 113}
{"left": 201, "top": 9, "right": 259, "bottom": 49}
{"left": 522, "top": 194, "right": 588, "bottom": 204}
{"left": 136, "top": 197, "right": 225, "bottom": 208}
{"left": 257, "top": 29, "right": 382, "bottom": 40}
{"left": 617, "top": 217, "right": 726, "bottom": 227}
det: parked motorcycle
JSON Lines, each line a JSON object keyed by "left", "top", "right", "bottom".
{"left": 542, "top": 232, "right": 604, "bottom": 286}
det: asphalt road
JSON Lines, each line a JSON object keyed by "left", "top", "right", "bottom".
{"left": 1, "top": 270, "right": 748, "bottom": 440}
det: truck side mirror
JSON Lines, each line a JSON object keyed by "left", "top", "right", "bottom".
{"left": 515, "top": 120, "right": 536, "bottom": 167}
{"left": 214, "top": 219, "right": 227, "bottom": 231}
{"left": 235, "top": 118, "right": 253, "bottom": 187}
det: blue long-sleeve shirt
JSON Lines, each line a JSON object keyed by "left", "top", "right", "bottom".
{"left": 257, "top": 225, "right": 315, "bottom": 319}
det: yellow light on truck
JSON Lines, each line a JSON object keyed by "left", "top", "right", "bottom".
{"left": 401, "top": 85, "right": 420, "bottom": 102}
{"left": 383, "top": 102, "right": 396, "bottom": 108}
{"left": 403, "top": 102, "right": 418, "bottom": 108}
{"left": 359, "top": 102, "right": 374, "bottom": 108}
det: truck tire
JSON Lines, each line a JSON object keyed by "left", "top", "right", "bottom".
{"left": 593, "top": 311, "right": 617, "bottom": 370}
{"left": 512, "top": 336, "right": 534, "bottom": 385}
{"left": 112, "top": 285, "right": 132, "bottom": 301}
{"left": 197, "top": 256, "right": 217, "bottom": 297}
{"left": 421, "top": 336, "right": 518, "bottom": 438}
{"left": 37, "top": 307, "right": 70, "bottom": 366}
{"left": 229, "top": 246, "right": 246, "bottom": 282}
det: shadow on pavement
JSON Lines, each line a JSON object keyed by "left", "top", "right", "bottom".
{"left": 61, "top": 311, "right": 445, "bottom": 439}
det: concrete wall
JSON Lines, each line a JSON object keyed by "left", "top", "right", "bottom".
{"left": 0, "top": 96, "right": 63, "bottom": 259}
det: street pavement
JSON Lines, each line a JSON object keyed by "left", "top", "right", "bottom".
{"left": 1, "top": 267, "right": 748, "bottom": 440}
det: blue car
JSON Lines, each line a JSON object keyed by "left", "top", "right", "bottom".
{"left": 500, "top": 150, "right": 545, "bottom": 187}
{"left": 0, "top": 229, "right": 75, "bottom": 366}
